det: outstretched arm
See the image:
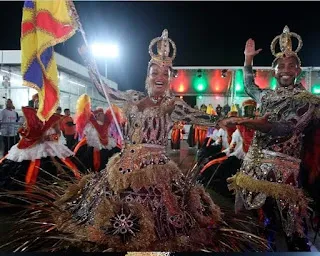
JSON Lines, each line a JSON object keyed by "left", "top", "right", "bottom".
{"left": 78, "top": 46, "right": 145, "bottom": 105}
{"left": 171, "top": 98, "right": 219, "bottom": 126}
{"left": 223, "top": 114, "right": 294, "bottom": 137}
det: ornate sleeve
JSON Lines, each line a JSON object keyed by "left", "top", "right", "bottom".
{"left": 170, "top": 99, "right": 219, "bottom": 126}
{"left": 243, "top": 66, "right": 270, "bottom": 103}
{"left": 267, "top": 92, "right": 320, "bottom": 137}
{"left": 81, "top": 53, "right": 145, "bottom": 106}
{"left": 267, "top": 121, "right": 295, "bottom": 137}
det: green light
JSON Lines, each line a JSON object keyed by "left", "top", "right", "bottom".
{"left": 234, "top": 69, "right": 244, "bottom": 92}
{"left": 312, "top": 84, "right": 320, "bottom": 94}
{"left": 270, "top": 77, "right": 277, "bottom": 90}
{"left": 198, "top": 95, "right": 203, "bottom": 99}
{"left": 197, "top": 83, "right": 204, "bottom": 91}
{"left": 296, "top": 71, "right": 305, "bottom": 83}
{"left": 193, "top": 73, "right": 208, "bottom": 93}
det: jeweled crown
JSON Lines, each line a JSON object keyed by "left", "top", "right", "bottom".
{"left": 148, "top": 29, "right": 176, "bottom": 68}
{"left": 270, "top": 26, "right": 303, "bottom": 66}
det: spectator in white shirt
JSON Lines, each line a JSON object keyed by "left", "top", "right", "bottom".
{"left": 0, "top": 99, "right": 19, "bottom": 156}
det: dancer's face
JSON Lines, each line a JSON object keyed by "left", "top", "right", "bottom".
{"left": 273, "top": 56, "right": 301, "bottom": 87}
{"left": 96, "top": 112, "right": 105, "bottom": 123}
{"left": 147, "top": 64, "right": 170, "bottom": 97}
{"left": 244, "top": 106, "right": 256, "bottom": 118}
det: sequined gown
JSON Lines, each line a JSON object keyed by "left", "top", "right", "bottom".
{"left": 229, "top": 66, "right": 320, "bottom": 238}
{"left": 42, "top": 56, "right": 268, "bottom": 251}
{"left": 53, "top": 93, "right": 230, "bottom": 251}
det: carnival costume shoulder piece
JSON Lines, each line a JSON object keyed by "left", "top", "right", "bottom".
{"left": 1, "top": 30, "right": 268, "bottom": 252}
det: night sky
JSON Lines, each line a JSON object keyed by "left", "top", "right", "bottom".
{"left": 1, "top": 1, "right": 320, "bottom": 92}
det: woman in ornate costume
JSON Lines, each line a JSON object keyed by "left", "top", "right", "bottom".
{"left": 0, "top": 106, "right": 82, "bottom": 191}
{"left": 1, "top": 30, "right": 268, "bottom": 252}
{"left": 73, "top": 94, "right": 123, "bottom": 173}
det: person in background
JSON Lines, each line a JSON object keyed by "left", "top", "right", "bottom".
{"left": 28, "top": 93, "right": 39, "bottom": 108}
{"left": 235, "top": 103, "right": 242, "bottom": 117}
{"left": 12, "top": 106, "right": 20, "bottom": 144}
{"left": 56, "top": 106, "right": 62, "bottom": 115}
{"left": 206, "top": 104, "right": 216, "bottom": 116}
{"left": 61, "top": 108, "right": 77, "bottom": 149}
{"left": 0, "top": 99, "right": 19, "bottom": 156}
{"left": 73, "top": 94, "right": 124, "bottom": 173}
{"left": 216, "top": 104, "right": 222, "bottom": 117}
{"left": 0, "top": 106, "right": 82, "bottom": 192}
{"left": 223, "top": 103, "right": 231, "bottom": 116}
{"left": 200, "top": 104, "right": 207, "bottom": 113}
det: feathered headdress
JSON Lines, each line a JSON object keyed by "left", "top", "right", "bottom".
{"left": 74, "top": 94, "right": 92, "bottom": 138}
{"left": 105, "top": 104, "right": 126, "bottom": 126}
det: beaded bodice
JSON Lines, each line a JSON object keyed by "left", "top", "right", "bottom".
{"left": 125, "top": 105, "right": 173, "bottom": 146}
{"left": 123, "top": 97, "right": 216, "bottom": 146}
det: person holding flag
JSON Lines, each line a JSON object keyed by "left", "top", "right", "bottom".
{"left": 0, "top": 1, "right": 83, "bottom": 190}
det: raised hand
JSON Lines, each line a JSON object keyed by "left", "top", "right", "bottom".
{"left": 244, "top": 38, "right": 262, "bottom": 57}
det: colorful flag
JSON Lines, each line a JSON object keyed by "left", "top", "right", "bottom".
{"left": 21, "top": 0, "right": 77, "bottom": 121}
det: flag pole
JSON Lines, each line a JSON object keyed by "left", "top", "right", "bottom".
{"left": 68, "top": 1, "right": 125, "bottom": 148}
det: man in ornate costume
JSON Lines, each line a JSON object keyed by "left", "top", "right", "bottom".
{"left": 2, "top": 29, "right": 268, "bottom": 252}
{"left": 227, "top": 26, "right": 320, "bottom": 251}
{"left": 73, "top": 94, "right": 123, "bottom": 173}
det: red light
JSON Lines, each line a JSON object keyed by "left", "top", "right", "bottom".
{"left": 180, "top": 96, "right": 183, "bottom": 99}
{"left": 178, "top": 84, "right": 185, "bottom": 92}
{"left": 209, "top": 70, "right": 231, "bottom": 93}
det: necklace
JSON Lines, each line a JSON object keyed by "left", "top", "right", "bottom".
{"left": 150, "top": 96, "right": 163, "bottom": 104}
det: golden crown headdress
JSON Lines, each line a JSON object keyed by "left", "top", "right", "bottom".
{"left": 270, "top": 26, "right": 303, "bottom": 66}
{"left": 148, "top": 29, "right": 177, "bottom": 68}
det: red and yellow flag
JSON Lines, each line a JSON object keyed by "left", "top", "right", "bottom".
{"left": 21, "top": 0, "right": 77, "bottom": 121}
